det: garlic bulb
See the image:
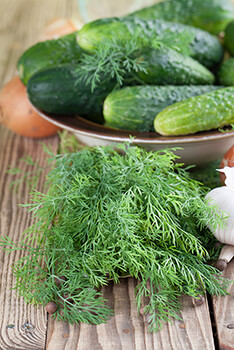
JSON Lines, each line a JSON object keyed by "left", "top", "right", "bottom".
{"left": 205, "top": 166, "right": 234, "bottom": 245}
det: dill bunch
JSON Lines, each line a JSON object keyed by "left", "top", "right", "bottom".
{"left": 1, "top": 144, "right": 229, "bottom": 332}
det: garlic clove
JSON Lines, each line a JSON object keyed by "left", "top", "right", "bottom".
{"left": 218, "top": 244, "right": 234, "bottom": 262}
{"left": 206, "top": 186, "right": 234, "bottom": 244}
{"left": 216, "top": 245, "right": 234, "bottom": 271}
{"left": 205, "top": 167, "right": 234, "bottom": 246}
{"left": 216, "top": 166, "right": 234, "bottom": 189}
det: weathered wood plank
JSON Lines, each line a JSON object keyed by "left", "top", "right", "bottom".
{"left": 0, "top": 0, "right": 80, "bottom": 87}
{"left": 0, "top": 126, "right": 59, "bottom": 350}
{"left": 213, "top": 258, "right": 234, "bottom": 350}
{"left": 0, "top": 0, "right": 73, "bottom": 346}
{"left": 1, "top": 0, "right": 231, "bottom": 349}
{"left": 46, "top": 278, "right": 215, "bottom": 350}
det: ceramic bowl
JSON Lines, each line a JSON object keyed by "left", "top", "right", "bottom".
{"left": 35, "top": 107, "right": 234, "bottom": 166}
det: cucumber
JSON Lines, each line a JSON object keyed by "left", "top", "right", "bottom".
{"left": 154, "top": 87, "right": 234, "bottom": 136}
{"left": 128, "top": 0, "right": 234, "bottom": 34}
{"left": 224, "top": 20, "right": 234, "bottom": 56}
{"left": 136, "top": 47, "right": 214, "bottom": 86}
{"left": 77, "top": 17, "right": 223, "bottom": 69}
{"left": 27, "top": 65, "right": 116, "bottom": 123}
{"left": 103, "top": 85, "right": 222, "bottom": 132}
{"left": 218, "top": 58, "right": 234, "bottom": 86}
{"left": 17, "top": 32, "right": 83, "bottom": 85}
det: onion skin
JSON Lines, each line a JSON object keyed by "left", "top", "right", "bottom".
{"left": 0, "top": 76, "right": 60, "bottom": 138}
{"left": 38, "top": 17, "right": 82, "bottom": 41}
{"left": 220, "top": 145, "right": 234, "bottom": 184}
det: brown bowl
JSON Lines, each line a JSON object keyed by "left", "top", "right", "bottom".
{"left": 34, "top": 107, "right": 234, "bottom": 165}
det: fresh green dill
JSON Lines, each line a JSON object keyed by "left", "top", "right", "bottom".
{"left": 58, "top": 130, "right": 84, "bottom": 154}
{"left": 75, "top": 38, "right": 149, "bottom": 92}
{"left": 7, "top": 154, "right": 49, "bottom": 193}
{"left": 1, "top": 144, "right": 229, "bottom": 332}
{"left": 7, "top": 132, "right": 82, "bottom": 193}
{"left": 152, "top": 27, "right": 195, "bottom": 56}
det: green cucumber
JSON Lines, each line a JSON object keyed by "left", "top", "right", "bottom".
{"left": 224, "top": 20, "right": 234, "bottom": 56}
{"left": 218, "top": 58, "right": 234, "bottom": 86}
{"left": 17, "top": 32, "right": 83, "bottom": 85}
{"left": 128, "top": 0, "right": 234, "bottom": 34}
{"left": 77, "top": 17, "right": 223, "bottom": 69}
{"left": 27, "top": 65, "right": 116, "bottom": 123}
{"left": 135, "top": 47, "right": 214, "bottom": 85}
{"left": 154, "top": 87, "right": 234, "bottom": 136}
{"left": 103, "top": 85, "right": 222, "bottom": 132}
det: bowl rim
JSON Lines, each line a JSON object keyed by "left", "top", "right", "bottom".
{"left": 34, "top": 106, "right": 234, "bottom": 145}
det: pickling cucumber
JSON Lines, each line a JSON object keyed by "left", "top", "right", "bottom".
{"left": 103, "top": 85, "right": 222, "bottom": 132}
{"left": 17, "top": 32, "right": 83, "bottom": 85}
{"left": 27, "top": 64, "right": 116, "bottom": 122}
{"left": 135, "top": 47, "right": 214, "bottom": 85}
{"left": 218, "top": 58, "right": 234, "bottom": 86}
{"left": 224, "top": 20, "right": 234, "bottom": 56}
{"left": 27, "top": 44, "right": 214, "bottom": 122}
{"left": 128, "top": 0, "right": 234, "bottom": 34}
{"left": 154, "top": 87, "right": 234, "bottom": 136}
{"left": 77, "top": 17, "right": 223, "bottom": 69}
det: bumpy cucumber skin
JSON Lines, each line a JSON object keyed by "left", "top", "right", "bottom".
{"left": 137, "top": 47, "right": 215, "bottom": 86}
{"left": 77, "top": 17, "right": 223, "bottom": 69}
{"left": 103, "top": 85, "right": 222, "bottom": 132}
{"left": 128, "top": 0, "right": 234, "bottom": 34}
{"left": 17, "top": 32, "right": 82, "bottom": 85}
{"left": 27, "top": 65, "right": 115, "bottom": 122}
{"left": 218, "top": 58, "right": 234, "bottom": 86}
{"left": 154, "top": 87, "right": 234, "bottom": 136}
{"left": 224, "top": 20, "right": 234, "bottom": 56}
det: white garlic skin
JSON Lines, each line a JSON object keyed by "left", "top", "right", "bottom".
{"left": 206, "top": 186, "right": 234, "bottom": 245}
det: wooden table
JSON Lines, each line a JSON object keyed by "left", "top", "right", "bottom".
{"left": 0, "top": 0, "right": 234, "bottom": 349}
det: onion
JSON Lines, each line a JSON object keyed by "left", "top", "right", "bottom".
{"left": 0, "top": 76, "right": 60, "bottom": 138}
{"left": 220, "top": 145, "right": 234, "bottom": 184}
{"left": 38, "top": 17, "right": 83, "bottom": 41}
{"left": 0, "top": 17, "right": 83, "bottom": 138}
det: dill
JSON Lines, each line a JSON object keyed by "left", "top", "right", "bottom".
{"left": 1, "top": 144, "right": 229, "bottom": 332}
{"left": 75, "top": 38, "right": 149, "bottom": 92}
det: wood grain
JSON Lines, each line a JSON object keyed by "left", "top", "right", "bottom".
{"left": 0, "top": 126, "right": 59, "bottom": 350}
{"left": 46, "top": 278, "right": 215, "bottom": 350}
{"left": 213, "top": 259, "right": 234, "bottom": 350}
{"left": 1, "top": 0, "right": 233, "bottom": 349}
{"left": 0, "top": 0, "right": 80, "bottom": 88}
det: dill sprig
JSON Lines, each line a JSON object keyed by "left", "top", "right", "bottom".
{"left": 1, "top": 144, "right": 229, "bottom": 331}
{"left": 7, "top": 155, "right": 46, "bottom": 193}
{"left": 75, "top": 38, "right": 149, "bottom": 92}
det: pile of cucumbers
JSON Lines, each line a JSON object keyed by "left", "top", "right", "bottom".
{"left": 18, "top": 0, "right": 234, "bottom": 136}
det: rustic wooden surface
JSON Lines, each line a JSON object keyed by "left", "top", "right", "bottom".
{"left": 213, "top": 260, "right": 234, "bottom": 350}
{"left": 0, "top": 0, "right": 234, "bottom": 349}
